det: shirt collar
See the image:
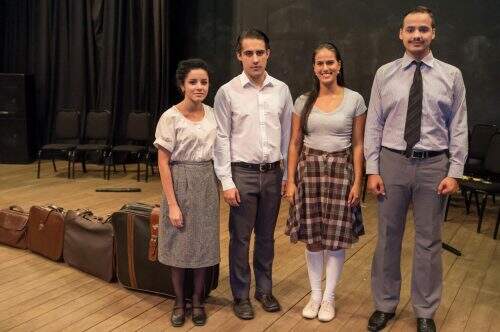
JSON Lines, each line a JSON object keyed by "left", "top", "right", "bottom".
{"left": 401, "top": 51, "right": 435, "bottom": 69}
{"left": 239, "top": 71, "right": 274, "bottom": 88}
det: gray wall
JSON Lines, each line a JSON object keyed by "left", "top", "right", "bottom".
{"left": 172, "top": 0, "right": 500, "bottom": 127}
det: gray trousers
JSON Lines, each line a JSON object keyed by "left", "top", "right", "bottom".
{"left": 229, "top": 165, "right": 283, "bottom": 300}
{"left": 371, "top": 148, "right": 448, "bottom": 318}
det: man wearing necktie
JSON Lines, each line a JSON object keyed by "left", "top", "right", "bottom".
{"left": 364, "top": 6, "right": 468, "bottom": 332}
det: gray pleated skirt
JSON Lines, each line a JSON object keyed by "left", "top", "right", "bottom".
{"left": 158, "top": 160, "right": 220, "bottom": 268}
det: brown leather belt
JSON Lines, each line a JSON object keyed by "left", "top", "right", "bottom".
{"left": 384, "top": 147, "right": 447, "bottom": 159}
{"left": 231, "top": 161, "right": 281, "bottom": 172}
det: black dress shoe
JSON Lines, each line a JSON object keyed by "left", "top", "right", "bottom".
{"left": 170, "top": 305, "right": 185, "bottom": 327}
{"left": 417, "top": 318, "right": 436, "bottom": 332}
{"left": 367, "top": 310, "right": 395, "bottom": 331}
{"left": 192, "top": 306, "right": 207, "bottom": 326}
{"left": 233, "top": 298, "right": 254, "bottom": 320}
{"left": 254, "top": 292, "right": 281, "bottom": 312}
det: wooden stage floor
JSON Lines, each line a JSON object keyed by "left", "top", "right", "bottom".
{"left": 0, "top": 161, "right": 499, "bottom": 331}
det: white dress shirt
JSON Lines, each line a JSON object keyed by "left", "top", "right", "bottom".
{"left": 213, "top": 72, "right": 293, "bottom": 190}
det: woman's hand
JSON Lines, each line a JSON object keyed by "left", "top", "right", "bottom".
{"left": 168, "top": 204, "right": 184, "bottom": 228}
{"left": 284, "top": 181, "right": 297, "bottom": 205}
{"left": 347, "top": 183, "right": 361, "bottom": 207}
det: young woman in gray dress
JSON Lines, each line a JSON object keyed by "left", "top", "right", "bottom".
{"left": 284, "top": 42, "right": 366, "bottom": 322}
{"left": 154, "top": 59, "right": 219, "bottom": 327}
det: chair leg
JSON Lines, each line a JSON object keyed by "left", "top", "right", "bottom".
{"left": 464, "top": 189, "right": 472, "bottom": 214}
{"left": 145, "top": 153, "right": 150, "bottom": 183}
{"left": 494, "top": 209, "right": 500, "bottom": 239}
{"left": 123, "top": 164, "right": 127, "bottom": 174}
{"left": 71, "top": 151, "right": 76, "bottom": 179}
{"left": 136, "top": 153, "right": 141, "bottom": 182}
{"left": 477, "top": 193, "right": 488, "bottom": 233}
{"left": 82, "top": 152, "right": 87, "bottom": 173}
{"left": 52, "top": 159, "right": 57, "bottom": 172}
{"left": 67, "top": 151, "right": 72, "bottom": 179}
{"left": 444, "top": 195, "right": 451, "bottom": 221}
{"left": 37, "top": 150, "right": 42, "bottom": 178}
{"left": 475, "top": 191, "right": 481, "bottom": 217}
{"left": 103, "top": 151, "right": 108, "bottom": 180}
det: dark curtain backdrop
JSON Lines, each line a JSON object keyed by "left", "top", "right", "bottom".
{"left": 0, "top": 0, "right": 170, "bottom": 148}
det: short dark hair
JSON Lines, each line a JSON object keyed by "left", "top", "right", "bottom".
{"left": 236, "top": 29, "right": 270, "bottom": 53}
{"left": 402, "top": 6, "right": 435, "bottom": 28}
{"left": 175, "top": 58, "right": 210, "bottom": 92}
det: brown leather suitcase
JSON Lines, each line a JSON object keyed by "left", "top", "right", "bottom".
{"left": 63, "top": 210, "right": 115, "bottom": 282}
{"left": 148, "top": 206, "right": 160, "bottom": 261}
{"left": 0, "top": 206, "right": 29, "bottom": 249}
{"left": 111, "top": 202, "right": 219, "bottom": 298}
{"left": 27, "top": 205, "right": 65, "bottom": 261}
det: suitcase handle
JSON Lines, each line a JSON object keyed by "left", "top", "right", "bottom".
{"left": 81, "top": 213, "right": 111, "bottom": 224}
{"left": 9, "top": 205, "right": 25, "bottom": 213}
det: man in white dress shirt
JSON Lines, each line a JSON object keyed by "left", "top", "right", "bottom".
{"left": 213, "top": 29, "right": 293, "bottom": 320}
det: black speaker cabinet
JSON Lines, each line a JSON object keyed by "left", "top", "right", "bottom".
{"left": 0, "top": 73, "right": 35, "bottom": 163}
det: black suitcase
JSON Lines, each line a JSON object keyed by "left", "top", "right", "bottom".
{"left": 111, "top": 202, "right": 219, "bottom": 298}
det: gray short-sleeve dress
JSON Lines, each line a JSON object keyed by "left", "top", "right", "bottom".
{"left": 153, "top": 105, "right": 220, "bottom": 268}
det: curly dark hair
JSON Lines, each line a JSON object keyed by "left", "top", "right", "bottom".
{"left": 175, "top": 58, "right": 210, "bottom": 92}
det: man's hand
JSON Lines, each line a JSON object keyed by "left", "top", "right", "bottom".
{"left": 367, "top": 174, "right": 386, "bottom": 196}
{"left": 223, "top": 187, "right": 241, "bottom": 207}
{"left": 437, "top": 177, "right": 459, "bottom": 195}
{"left": 281, "top": 180, "right": 288, "bottom": 196}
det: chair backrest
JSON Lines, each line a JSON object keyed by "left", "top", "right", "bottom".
{"left": 126, "top": 111, "right": 151, "bottom": 142}
{"left": 52, "top": 108, "right": 80, "bottom": 143}
{"left": 484, "top": 132, "right": 500, "bottom": 175}
{"left": 84, "top": 110, "right": 112, "bottom": 143}
{"left": 469, "top": 124, "right": 497, "bottom": 160}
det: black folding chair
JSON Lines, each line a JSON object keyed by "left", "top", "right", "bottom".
{"left": 107, "top": 111, "right": 151, "bottom": 181}
{"left": 71, "top": 110, "right": 112, "bottom": 179}
{"left": 36, "top": 108, "right": 80, "bottom": 178}
{"left": 460, "top": 132, "right": 500, "bottom": 239}
{"left": 464, "top": 124, "right": 497, "bottom": 176}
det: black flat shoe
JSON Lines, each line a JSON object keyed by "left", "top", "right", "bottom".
{"left": 192, "top": 306, "right": 207, "bottom": 326}
{"left": 170, "top": 305, "right": 185, "bottom": 327}
{"left": 367, "top": 310, "right": 395, "bottom": 331}
{"left": 254, "top": 292, "right": 281, "bottom": 312}
{"left": 233, "top": 298, "right": 254, "bottom": 320}
{"left": 417, "top": 318, "right": 436, "bottom": 332}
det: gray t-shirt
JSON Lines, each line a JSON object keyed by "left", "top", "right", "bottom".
{"left": 294, "top": 88, "right": 367, "bottom": 152}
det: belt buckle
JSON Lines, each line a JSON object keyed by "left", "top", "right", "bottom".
{"left": 410, "top": 150, "right": 425, "bottom": 159}
{"left": 259, "top": 164, "right": 267, "bottom": 172}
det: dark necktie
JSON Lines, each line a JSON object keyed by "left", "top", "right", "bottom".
{"left": 404, "top": 61, "right": 423, "bottom": 156}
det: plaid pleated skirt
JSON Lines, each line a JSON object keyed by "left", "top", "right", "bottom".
{"left": 285, "top": 146, "right": 364, "bottom": 250}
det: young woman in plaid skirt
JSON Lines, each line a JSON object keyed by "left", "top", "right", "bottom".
{"left": 284, "top": 42, "right": 367, "bottom": 322}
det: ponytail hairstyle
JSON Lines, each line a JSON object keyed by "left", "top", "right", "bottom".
{"left": 300, "top": 42, "right": 345, "bottom": 134}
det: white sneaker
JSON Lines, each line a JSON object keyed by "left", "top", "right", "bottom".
{"left": 317, "top": 300, "right": 335, "bottom": 322}
{"left": 302, "top": 299, "right": 321, "bottom": 319}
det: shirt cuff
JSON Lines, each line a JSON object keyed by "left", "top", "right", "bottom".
{"left": 153, "top": 138, "right": 173, "bottom": 153}
{"left": 365, "top": 160, "right": 379, "bottom": 175}
{"left": 220, "top": 177, "right": 236, "bottom": 191}
{"left": 447, "top": 163, "right": 464, "bottom": 179}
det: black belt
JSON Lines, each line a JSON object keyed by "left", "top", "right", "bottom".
{"left": 383, "top": 147, "right": 447, "bottom": 159}
{"left": 231, "top": 161, "right": 281, "bottom": 172}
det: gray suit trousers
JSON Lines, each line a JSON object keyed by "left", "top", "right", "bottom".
{"left": 371, "top": 148, "right": 448, "bottom": 318}
{"left": 229, "top": 165, "right": 283, "bottom": 300}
